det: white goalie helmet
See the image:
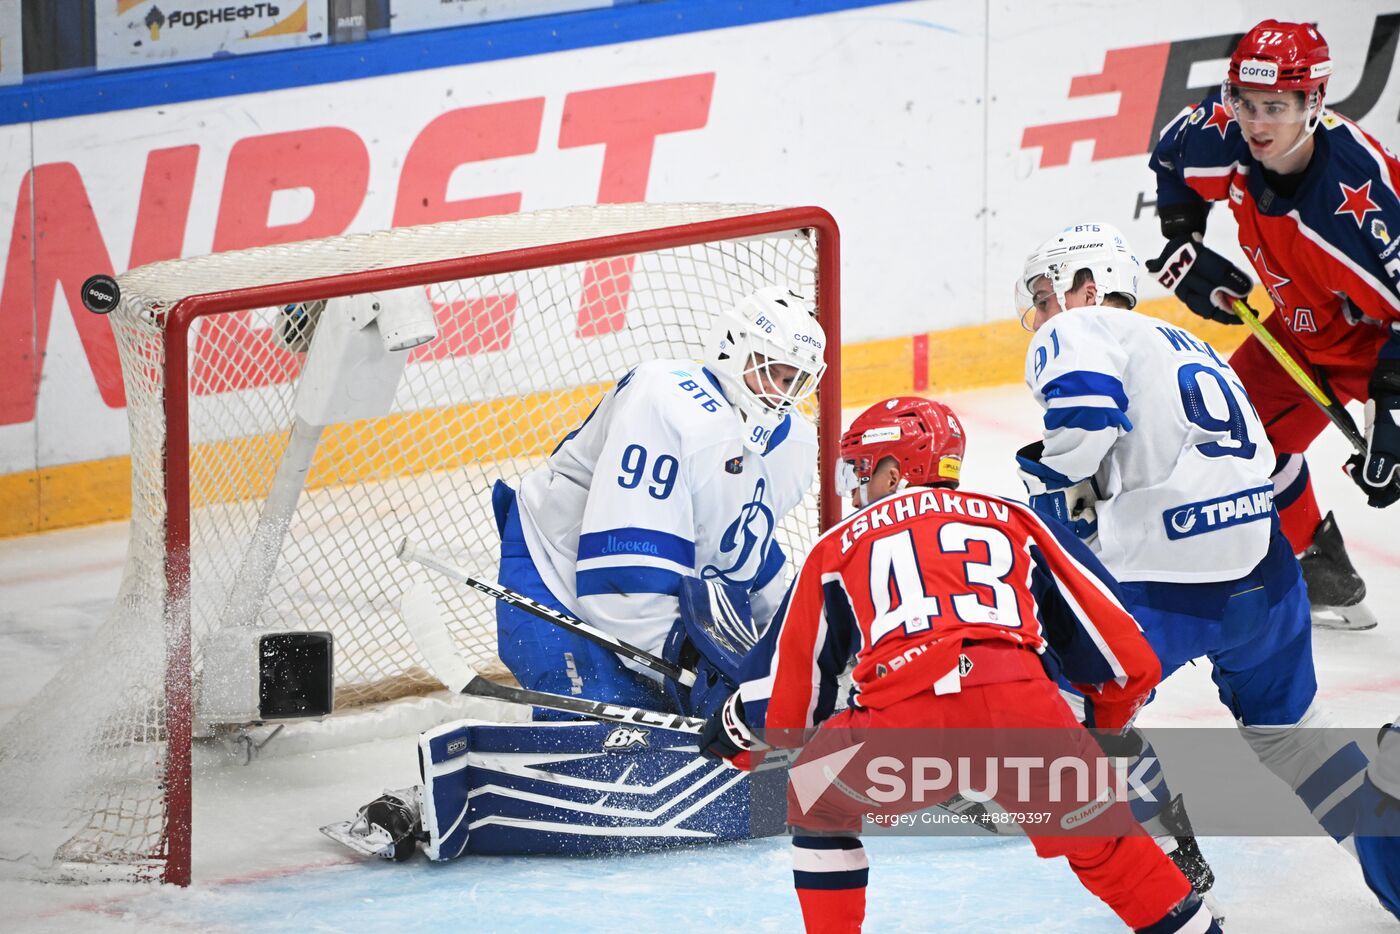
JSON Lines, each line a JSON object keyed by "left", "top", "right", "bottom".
{"left": 704, "top": 286, "right": 827, "bottom": 452}
{"left": 1016, "top": 222, "right": 1141, "bottom": 330}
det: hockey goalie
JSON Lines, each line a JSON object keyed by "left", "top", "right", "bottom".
{"left": 323, "top": 285, "right": 829, "bottom": 861}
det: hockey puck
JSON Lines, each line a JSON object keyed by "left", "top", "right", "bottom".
{"left": 80, "top": 274, "right": 121, "bottom": 314}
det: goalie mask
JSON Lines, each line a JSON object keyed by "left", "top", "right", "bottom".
{"left": 1016, "top": 222, "right": 1140, "bottom": 331}
{"left": 705, "top": 286, "right": 827, "bottom": 452}
{"left": 1224, "top": 20, "right": 1331, "bottom": 155}
{"left": 835, "top": 396, "right": 965, "bottom": 508}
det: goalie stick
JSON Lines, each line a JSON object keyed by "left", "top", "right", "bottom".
{"left": 397, "top": 537, "right": 696, "bottom": 688}
{"left": 400, "top": 580, "right": 705, "bottom": 732}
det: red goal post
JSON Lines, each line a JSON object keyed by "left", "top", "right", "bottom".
{"left": 0, "top": 203, "right": 841, "bottom": 886}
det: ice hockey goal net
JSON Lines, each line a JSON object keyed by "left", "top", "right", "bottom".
{"left": 0, "top": 204, "right": 840, "bottom": 885}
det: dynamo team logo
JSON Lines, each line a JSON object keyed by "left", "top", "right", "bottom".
{"left": 702, "top": 478, "right": 774, "bottom": 587}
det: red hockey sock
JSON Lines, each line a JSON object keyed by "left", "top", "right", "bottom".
{"left": 795, "top": 886, "right": 866, "bottom": 934}
{"left": 1275, "top": 459, "right": 1322, "bottom": 553}
{"left": 1065, "top": 835, "right": 1192, "bottom": 930}
{"left": 792, "top": 835, "right": 868, "bottom": 934}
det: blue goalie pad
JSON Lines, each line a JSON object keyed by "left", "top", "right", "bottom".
{"left": 662, "top": 578, "right": 759, "bottom": 717}
{"left": 418, "top": 718, "right": 787, "bottom": 860}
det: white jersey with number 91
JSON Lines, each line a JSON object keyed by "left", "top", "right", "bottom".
{"left": 1025, "top": 306, "right": 1277, "bottom": 583}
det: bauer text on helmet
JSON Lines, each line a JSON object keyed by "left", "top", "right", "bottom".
{"left": 835, "top": 396, "right": 966, "bottom": 509}
{"left": 705, "top": 286, "right": 827, "bottom": 453}
{"left": 1017, "top": 223, "right": 1141, "bottom": 331}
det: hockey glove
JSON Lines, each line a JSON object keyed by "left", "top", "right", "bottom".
{"left": 663, "top": 579, "right": 756, "bottom": 717}
{"left": 1145, "top": 237, "right": 1251, "bottom": 326}
{"left": 1081, "top": 689, "right": 1150, "bottom": 734}
{"left": 1346, "top": 358, "right": 1400, "bottom": 508}
{"left": 1016, "top": 441, "right": 1100, "bottom": 543}
{"left": 1158, "top": 200, "right": 1208, "bottom": 241}
{"left": 697, "top": 692, "right": 763, "bottom": 771}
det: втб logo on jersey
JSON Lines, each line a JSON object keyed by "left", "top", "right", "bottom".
{"left": 1164, "top": 486, "right": 1273, "bottom": 540}
{"left": 702, "top": 478, "right": 774, "bottom": 587}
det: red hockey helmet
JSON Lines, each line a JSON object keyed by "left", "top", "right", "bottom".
{"left": 836, "top": 397, "right": 966, "bottom": 500}
{"left": 1224, "top": 20, "right": 1331, "bottom": 142}
{"left": 1228, "top": 20, "right": 1332, "bottom": 96}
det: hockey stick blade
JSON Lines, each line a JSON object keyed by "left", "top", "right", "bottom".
{"left": 399, "top": 579, "right": 706, "bottom": 733}
{"left": 397, "top": 537, "right": 696, "bottom": 688}
{"left": 401, "top": 580, "right": 476, "bottom": 693}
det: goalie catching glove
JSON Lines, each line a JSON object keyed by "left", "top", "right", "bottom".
{"left": 697, "top": 692, "right": 765, "bottom": 770}
{"left": 663, "top": 578, "right": 764, "bottom": 717}
{"left": 1146, "top": 237, "right": 1251, "bottom": 326}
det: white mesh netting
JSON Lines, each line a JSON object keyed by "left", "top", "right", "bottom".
{"left": 0, "top": 203, "right": 835, "bottom": 882}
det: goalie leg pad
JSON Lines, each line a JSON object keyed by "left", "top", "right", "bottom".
{"left": 418, "top": 718, "right": 786, "bottom": 860}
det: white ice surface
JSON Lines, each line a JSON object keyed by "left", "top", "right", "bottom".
{"left": 1, "top": 384, "right": 1396, "bottom": 932}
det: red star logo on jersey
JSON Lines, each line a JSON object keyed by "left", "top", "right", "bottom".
{"left": 1247, "top": 245, "right": 1292, "bottom": 307}
{"left": 1204, "top": 102, "right": 1233, "bottom": 139}
{"left": 1335, "top": 180, "right": 1382, "bottom": 226}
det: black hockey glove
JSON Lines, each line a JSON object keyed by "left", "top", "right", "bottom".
{"left": 1345, "top": 358, "right": 1400, "bottom": 508}
{"left": 1158, "top": 200, "right": 1208, "bottom": 241}
{"left": 697, "top": 692, "right": 761, "bottom": 771}
{"left": 1145, "top": 237, "right": 1252, "bottom": 326}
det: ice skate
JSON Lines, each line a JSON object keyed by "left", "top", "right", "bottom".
{"left": 1150, "top": 794, "right": 1223, "bottom": 924}
{"left": 1299, "top": 512, "right": 1378, "bottom": 631}
{"left": 320, "top": 786, "right": 424, "bottom": 862}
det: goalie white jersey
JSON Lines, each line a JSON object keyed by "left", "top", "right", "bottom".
{"left": 514, "top": 358, "right": 817, "bottom": 663}
{"left": 1025, "top": 306, "right": 1276, "bottom": 583}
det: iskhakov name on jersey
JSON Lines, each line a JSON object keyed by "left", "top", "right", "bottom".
{"left": 841, "top": 490, "right": 1012, "bottom": 554}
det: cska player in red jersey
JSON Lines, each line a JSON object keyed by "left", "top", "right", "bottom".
{"left": 1147, "top": 19, "right": 1400, "bottom": 630}
{"left": 697, "top": 398, "right": 1218, "bottom": 934}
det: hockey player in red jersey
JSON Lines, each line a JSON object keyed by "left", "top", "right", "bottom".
{"left": 697, "top": 398, "right": 1219, "bottom": 934}
{"left": 1147, "top": 19, "right": 1400, "bottom": 630}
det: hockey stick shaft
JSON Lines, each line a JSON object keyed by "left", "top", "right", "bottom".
{"left": 400, "top": 580, "right": 706, "bottom": 732}
{"left": 1231, "top": 298, "right": 1366, "bottom": 454}
{"left": 469, "top": 678, "right": 706, "bottom": 733}
{"left": 396, "top": 537, "right": 696, "bottom": 688}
